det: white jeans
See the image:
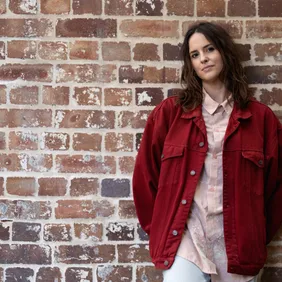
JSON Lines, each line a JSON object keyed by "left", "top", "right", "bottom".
{"left": 163, "top": 256, "right": 258, "bottom": 282}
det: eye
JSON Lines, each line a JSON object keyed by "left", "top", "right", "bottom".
{"left": 207, "top": 46, "right": 215, "bottom": 52}
{"left": 190, "top": 53, "right": 198, "bottom": 59}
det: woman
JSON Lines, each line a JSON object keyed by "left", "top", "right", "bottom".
{"left": 133, "top": 22, "right": 282, "bottom": 282}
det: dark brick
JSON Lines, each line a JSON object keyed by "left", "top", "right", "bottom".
{"left": 36, "top": 267, "right": 62, "bottom": 282}
{"left": 73, "top": 0, "right": 102, "bottom": 15}
{"left": 119, "top": 200, "right": 137, "bottom": 219}
{"left": 117, "top": 110, "right": 151, "bottom": 129}
{"left": 197, "top": 0, "right": 225, "bottom": 16}
{"left": 135, "top": 88, "right": 164, "bottom": 106}
{"left": 136, "top": 133, "right": 143, "bottom": 151}
{"left": 259, "top": 0, "right": 282, "bottom": 17}
{"left": 228, "top": 0, "right": 256, "bottom": 16}
{"left": 137, "top": 224, "right": 149, "bottom": 241}
{"left": 136, "top": 266, "right": 163, "bottom": 282}
{"left": 236, "top": 44, "right": 251, "bottom": 62}
{"left": 254, "top": 43, "right": 282, "bottom": 62}
{"left": 0, "top": 223, "right": 10, "bottom": 240}
{"left": 43, "top": 224, "right": 72, "bottom": 242}
{"left": 261, "top": 267, "right": 282, "bottom": 282}
{"left": 12, "top": 222, "right": 41, "bottom": 242}
{"left": 97, "top": 266, "right": 132, "bottom": 282}
{"left": 118, "top": 244, "right": 150, "bottom": 263}
{"left": 9, "top": 0, "right": 37, "bottom": 14}
{"left": 245, "top": 66, "right": 282, "bottom": 84}
{"left": 136, "top": 0, "right": 163, "bottom": 16}
{"left": 119, "top": 65, "right": 144, "bottom": 83}
{"left": 0, "top": 41, "right": 4, "bottom": 59}
{"left": 106, "top": 222, "right": 134, "bottom": 241}
{"left": 163, "top": 43, "right": 181, "bottom": 61}
{"left": 105, "top": 0, "right": 133, "bottom": 15}
{"left": 70, "top": 178, "right": 99, "bottom": 196}
{"left": 6, "top": 268, "right": 34, "bottom": 282}
{"left": 166, "top": 0, "right": 193, "bottom": 16}
{"left": 101, "top": 179, "right": 130, "bottom": 197}
{"left": 168, "top": 88, "right": 182, "bottom": 97}
{"left": 259, "top": 88, "right": 282, "bottom": 106}
{"left": 65, "top": 268, "right": 93, "bottom": 282}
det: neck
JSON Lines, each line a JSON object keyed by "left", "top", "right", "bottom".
{"left": 203, "top": 81, "right": 228, "bottom": 104}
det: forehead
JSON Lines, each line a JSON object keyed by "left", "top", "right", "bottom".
{"left": 189, "top": 32, "right": 212, "bottom": 51}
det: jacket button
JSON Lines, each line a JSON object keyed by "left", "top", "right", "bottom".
{"left": 199, "top": 142, "right": 204, "bottom": 147}
{"left": 190, "top": 170, "right": 196, "bottom": 176}
{"left": 258, "top": 160, "right": 263, "bottom": 165}
{"left": 172, "top": 230, "right": 178, "bottom": 236}
{"left": 164, "top": 260, "right": 169, "bottom": 266}
{"left": 161, "top": 154, "right": 164, "bottom": 159}
{"left": 181, "top": 199, "right": 187, "bottom": 205}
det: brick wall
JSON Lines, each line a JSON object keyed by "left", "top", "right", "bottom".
{"left": 0, "top": 0, "right": 281, "bottom": 281}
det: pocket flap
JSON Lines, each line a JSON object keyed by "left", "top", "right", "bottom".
{"left": 161, "top": 146, "right": 184, "bottom": 161}
{"left": 242, "top": 151, "right": 264, "bottom": 168}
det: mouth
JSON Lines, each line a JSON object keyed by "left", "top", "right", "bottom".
{"left": 202, "top": 65, "right": 214, "bottom": 71}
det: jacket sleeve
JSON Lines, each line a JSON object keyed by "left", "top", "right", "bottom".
{"left": 265, "top": 119, "right": 282, "bottom": 244}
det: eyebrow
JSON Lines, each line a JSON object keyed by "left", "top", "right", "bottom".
{"left": 189, "top": 44, "right": 213, "bottom": 54}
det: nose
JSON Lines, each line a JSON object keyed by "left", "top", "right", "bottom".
{"left": 200, "top": 53, "right": 208, "bottom": 63}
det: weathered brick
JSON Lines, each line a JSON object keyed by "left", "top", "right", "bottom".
{"left": 42, "top": 86, "right": 69, "bottom": 105}
{"left": 143, "top": 66, "right": 179, "bottom": 83}
{"left": 7, "top": 40, "right": 37, "bottom": 59}
{"left": 36, "top": 267, "right": 62, "bottom": 282}
{"left": 70, "top": 41, "right": 99, "bottom": 60}
{"left": 0, "top": 64, "right": 52, "bottom": 82}
{"left": 118, "top": 110, "right": 151, "bottom": 128}
{"left": 163, "top": 43, "right": 181, "bottom": 61}
{"left": 0, "top": 223, "right": 10, "bottom": 240}
{"left": 118, "top": 244, "right": 150, "bottom": 263}
{"left": 259, "top": 88, "right": 282, "bottom": 106}
{"left": 56, "top": 245, "right": 115, "bottom": 264}
{"left": 106, "top": 222, "right": 134, "bottom": 241}
{"left": 261, "top": 267, "right": 282, "bottom": 282}
{"left": 101, "top": 178, "right": 130, "bottom": 197}
{"left": 120, "top": 20, "right": 179, "bottom": 38}
{"left": 56, "top": 64, "right": 116, "bottom": 83}
{"left": 136, "top": 133, "right": 142, "bottom": 151}
{"left": 105, "top": 133, "right": 133, "bottom": 152}
{"left": 38, "top": 41, "right": 68, "bottom": 60}
{"left": 245, "top": 66, "right": 282, "bottom": 84}
{"left": 41, "top": 0, "right": 70, "bottom": 14}
{"left": 6, "top": 268, "right": 34, "bottom": 282}
{"left": 254, "top": 43, "right": 282, "bottom": 62}
{"left": 73, "top": 87, "right": 101, "bottom": 105}
{"left": 105, "top": 0, "right": 133, "bottom": 15}
{"left": 0, "top": 177, "right": 3, "bottom": 195}
{"left": 70, "top": 178, "right": 99, "bottom": 196}
{"left": 136, "top": 88, "right": 164, "bottom": 106}
{"left": 102, "top": 42, "right": 131, "bottom": 61}
{"left": 40, "top": 132, "right": 70, "bottom": 151}
{"left": 6, "top": 177, "right": 36, "bottom": 196}
{"left": 136, "top": 0, "right": 163, "bottom": 16}
{"left": 74, "top": 223, "right": 103, "bottom": 241}
{"left": 0, "top": 200, "right": 51, "bottom": 220}
{"left": 0, "top": 244, "right": 51, "bottom": 264}
{"left": 73, "top": 0, "right": 102, "bottom": 15}
{"left": 0, "top": 42, "right": 4, "bottom": 59}
{"left": 0, "top": 0, "right": 6, "bottom": 13}
{"left": 197, "top": 0, "right": 225, "bottom": 17}
{"left": 119, "top": 65, "right": 143, "bottom": 83}
{"left": 246, "top": 21, "right": 282, "bottom": 39}
{"left": 65, "top": 268, "right": 93, "bottom": 282}
{"left": 9, "top": 131, "right": 37, "bottom": 150}
{"left": 259, "top": 0, "right": 282, "bottom": 17}
{"left": 119, "top": 200, "right": 137, "bottom": 219}
{"left": 0, "top": 85, "right": 6, "bottom": 104}
{"left": 133, "top": 43, "right": 160, "bottom": 61}
{"left": 73, "top": 133, "right": 102, "bottom": 151}
{"left": 12, "top": 222, "right": 41, "bottom": 242}
{"left": 137, "top": 224, "right": 149, "bottom": 241}
{"left": 236, "top": 44, "right": 251, "bottom": 62}
{"left": 228, "top": 0, "right": 255, "bottom": 16}
{"left": 0, "top": 19, "right": 52, "bottom": 37}
{"left": 43, "top": 224, "right": 72, "bottom": 242}
{"left": 136, "top": 266, "right": 163, "bottom": 282}
{"left": 97, "top": 266, "right": 132, "bottom": 282}
{"left": 104, "top": 88, "right": 132, "bottom": 107}
{"left": 9, "top": 0, "right": 37, "bottom": 14}
{"left": 10, "top": 86, "right": 38, "bottom": 105}
{"left": 55, "top": 110, "right": 115, "bottom": 129}
{"left": 38, "top": 178, "right": 67, "bottom": 196}
{"left": 56, "top": 155, "right": 116, "bottom": 173}
{"left": 266, "top": 246, "right": 282, "bottom": 264}
{"left": 56, "top": 19, "right": 117, "bottom": 38}
{"left": 0, "top": 132, "right": 5, "bottom": 150}
{"left": 119, "top": 156, "right": 135, "bottom": 174}
{"left": 55, "top": 200, "right": 115, "bottom": 219}
{"left": 166, "top": 0, "right": 193, "bottom": 16}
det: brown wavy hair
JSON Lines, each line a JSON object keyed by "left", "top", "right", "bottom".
{"left": 178, "top": 22, "right": 252, "bottom": 111}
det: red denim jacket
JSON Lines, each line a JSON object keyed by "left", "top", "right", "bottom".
{"left": 133, "top": 96, "right": 282, "bottom": 276}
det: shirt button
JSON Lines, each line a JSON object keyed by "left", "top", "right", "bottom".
{"left": 199, "top": 142, "right": 204, "bottom": 147}
{"left": 164, "top": 260, "right": 169, "bottom": 266}
{"left": 172, "top": 230, "right": 178, "bottom": 236}
{"left": 190, "top": 170, "right": 196, "bottom": 176}
{"left": 181, "top": 199, "right": 187, "bottom": 205}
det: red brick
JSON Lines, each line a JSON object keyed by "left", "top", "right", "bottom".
{"left": 74, "top": 223, "right": 103, "bottom": 241}
{"left": 136, "top": 88, "right": 164, "bottom": 106}
{"left": 245, "top": 66, "right": 282, "bottom": 84}
{"left": 259, "top": 0, "right": 282, "bottom": 17}
{"left": 143, "top": 66, "right": 179, "bottom": 83}
{"left": 40, "top": 132, "right": 70, "bottom": 151}
{"left": 0, "top": 64, "right": 52, "bottom": 82}
{"left": 70, "top": 178, "right": 99, "bottom": 196}
{"left": 0, "top": 200, "right": 51, "bottom": 220}
{"left": 104, "top": 88, "right": 132, "bottom": 107}
{"left": 261, "top": 267, "right": 282, "bottom": 282}
{"left": 119, "top": 156, "right": 135, "bottom": 174}
{"left": 73, "top": 133, "right": 102, "bottom": 151}
{"left": 56, "top": 245, "right": 115, "bottom": 264}
{"left": 0, "top": 85, "right": 6, "bottom": 104}
{"left": 106, "top": 222, "right": 134, "bottom": 241}
{"left": 118, "top": 244, "right": 150, "bottom": 263}
{"left": 41, "top": 0, "right": 70, "bottom": 14}
{"left": 246, "top": 21, "right": 282, "bottom": 39}
{"left": 36, "top": 267, "right": 62, "bottom": 282}
{"left": 166, "top": 0, "right": 193, "bottom": 16}
{"left": 259, "top": 88, "right": 282, "bottom": 106}
{"left": 163, "top": 43, "right": 181, "bottom": 61}
{"left": 105, "top": 0, "right": 133, "bottom": 15}
{"left": 119, "top": 66, "right": 143, "bottom": 83}
{"left": 73, "top": 0, "right": 102, "bottom": 15}
{"left": 0, "top": 19, "right": 52, "bottom": 37}
{"left": 42, "top": 86, "right": 69, "bottom": 105}
{"left": 70, "top": 41, "right": 99, "bottom": 60}
{"left": 136, "top": 0, "right": 163, "bottom": 16}
{"left": 0, "top": 42, "right": 4, "bottom": 59}
{"left": 6, "top": 268, "right": 34, "bottom": 281}
{"left": 9, "top": 0, "right": 37, "bottom": 14}
{"left": 43, "top": 224, "right": 72, "bottom": 242}
{"left": 119, "top": 200, "right": 137, "bottom": 219}
{"left": 118, "top": 110, "right": 152, "bottom": 128}
{"left": 105, "top": 133, "right": 133, "bottom": 152}
{"left": 38, "top": 41, "right": 68, "bottom": 60}
{"left": 65, "top": 268, "right": 93, "bottom": 282}
{"left": 228, "top": 0, "right": 255, "bottom": 16}
{"left": 12, "top": 222, "right": 41, "bottom": 242}
{"left": 54, "top": 110, "right": 115, "bottom": 129}
{"left": 56, "top": 64, "right": 116, "bottom": 83}
{"left": 6, "top": 177, "right": 36, "bottom": 196}
{"left": 97, "top": 266, "right": 132, "bottom": 282}
{"left": 254, "top": 43, "right": 282, "bottom": 62}
{"left": 56, "top": 19, "right": 117, "bottom": 38}
{"left": 8, "top": 109, "right": 52, "bottom": 127}
{"left": 0, "top": 223, "right": 10, "bottom": 240}
{"left": 133, "top": 43, "right": 160, "bottom": 61}
{"left": 197, "top": 0, "right": 225, "bottom": 16}
{"left": 102, "top": 42, "right": 131, "bottom": 61}
{"left": 136, "top": 266, "right": 163, "bottom": 282}
{"left": 73, "top": 87, "right": 101, "bottom": 105}
{"left": 0, "top": 109, "right": 8, "bottom": 127}
{"left": 10, "top": 86, "right": 38, "bottom": 105}
{"left": 120, "top": 20, "right": 179, "bottom": 38}
{"left": 0, "top": 244, "right": 51, "bottom": 264}
{"left": 0, "top": 132, "right": 5, "bottom": 150}
{"left": 0, "top": 177, "right": 3, "bottom": 196}
{"left": 0, "top": 0, "right": 6, "bottom": 14}
{"left": 7, "top": 40, "right": 37, "bottom": 59}
{"left": 9, "top": 131, "right": 37, "bottom": 150}
{"left": 38, "top": 178, "right": 67, "bottom": 196}
{"left": 236, "top": 44, "right": 251, "bottom": 62}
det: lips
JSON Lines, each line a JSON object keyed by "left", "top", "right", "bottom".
{"left": 202, "top": 65, "right": 214, "bottom": 71}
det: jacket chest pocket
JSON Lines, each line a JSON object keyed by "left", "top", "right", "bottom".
{"left": 242, "top": 151, "right": 265, "bottom": 196}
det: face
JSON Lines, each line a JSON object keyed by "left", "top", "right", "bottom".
{"left": 188, "top": 32, "right": 224, "bottom": 85}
